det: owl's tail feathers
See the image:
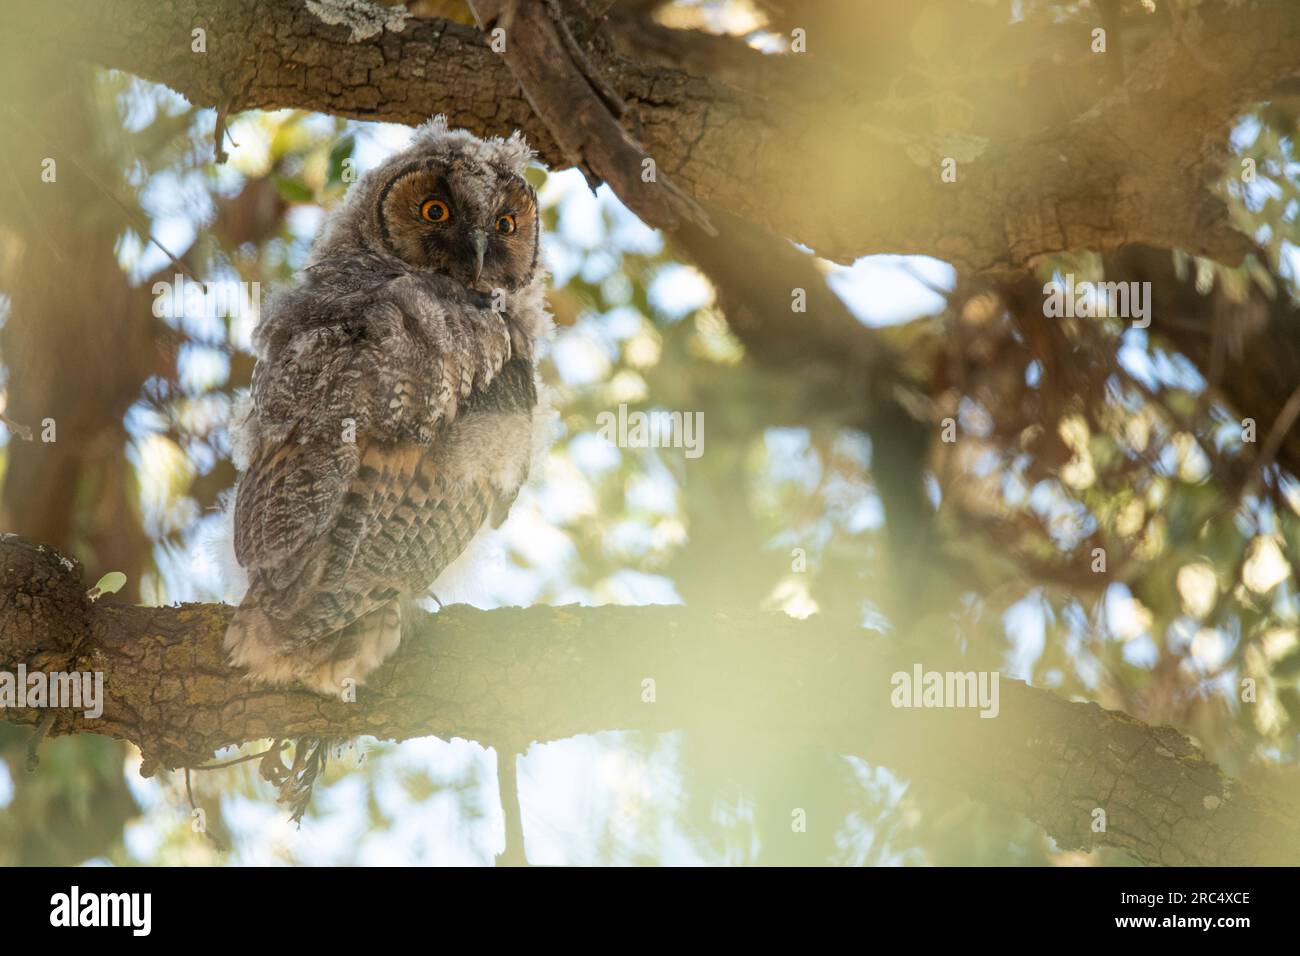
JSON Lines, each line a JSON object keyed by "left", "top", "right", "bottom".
{"left": 225, "top": 597, "right": 403, "bottom": 695}
{"left": 224, "top": 602, "right": 304, "bottom": 688}
{"left": 297, "top": 600, "right": 403, "bottom": 698}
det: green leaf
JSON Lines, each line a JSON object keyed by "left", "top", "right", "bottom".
{"left": 87, "top": 571, "right": 127, "bottom": 602}
{"left": 271, "top": 173, "right": 315, "bottom": 203}
{"left": 326, "top": 136, "right": 355, "bottom": 187}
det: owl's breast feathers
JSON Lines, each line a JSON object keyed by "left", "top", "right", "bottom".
{"left": 226, "top": 272, "right": 538, "bottom": 694}
{"left": 252, "top": 271, "right": 515, "bottom": 445}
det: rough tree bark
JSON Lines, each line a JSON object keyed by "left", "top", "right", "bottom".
{"left": 9, "top": 0, "right": 1300, "bottom": 270}
{"left": 18, "top": 0, "right": 1296, "bottom": 476}
{"left": 1, "top": 535, "right": 1296, "bottom": 866}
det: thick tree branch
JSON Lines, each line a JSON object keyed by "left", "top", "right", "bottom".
{"left": 9, "top": 0, "right": 1300, "bottom": 271}
{"left": 465, "top": 0, "right": 713, "bottom": 233}
{"left": 1, "top": 534, "right": 1296, "bottom": 865}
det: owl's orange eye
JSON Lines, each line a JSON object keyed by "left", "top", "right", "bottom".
{"left": 496, "top": 214, "right": 516, "bottom": 235}
{"left": 420, "top": 198, "right": 450, "bottom": 223}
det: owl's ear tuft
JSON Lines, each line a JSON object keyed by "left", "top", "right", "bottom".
{"left": 411, "top": 115, "right": 533, "bottom": 173}
{"left": 414, "top": 114, "right": 452, "bottom": 143}
{"left": 496, "top": 130, "right": 536, "bottom": 175}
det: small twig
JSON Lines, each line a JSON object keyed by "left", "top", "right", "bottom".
{"left": 1240, "top": 383, "right": 1300, "bottom": 503}
{"left": 191, "top": 742, "right": 286, "bottom": 771}
{"left": 26, "top": 711, "right": 55, "bottom": 771}
{"left": 494, "top": 743, "right": 530, "bottom": 867}
{"left": 0, "top": 413, "right": 33, "bottom": 442}
{"left": 1194, "top": 299, "right": 1228, "bottom": 423}
{"left": 185, "top": 766, "right": 230, "bottom": 852}
{"left": 896, "top": 258, "right": 954, "bottom": 299}
{"left": 1, "top": 162, "right": 68, "bottom": 267}
{"left": 1, "top": 105, "right": 206, "bottom": 292}
{"left": 213, "top": 99, "right": 240, "bottom": 164}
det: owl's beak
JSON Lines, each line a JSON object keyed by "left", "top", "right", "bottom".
{"left": 470, "top": 230, "right": 488, "bottom": 285}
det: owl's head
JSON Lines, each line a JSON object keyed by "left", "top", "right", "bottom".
{"left": 317, "top": 117, "right": 540, "bottom": 293}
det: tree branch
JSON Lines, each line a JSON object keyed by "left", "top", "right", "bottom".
{"left": 465, "top": 0, "right": 713, "bottom": 233}
{"left": 10, "top": 0, "right": 1300, "bottom": 270}
{"left": 1, "top": 534, "right": 1296, "bottom": 865}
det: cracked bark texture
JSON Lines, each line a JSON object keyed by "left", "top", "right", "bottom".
{"left": 8, "top": 0, "right": 1300, "bottom": 271}
{"left": 1, "top": 535, "right": 1296, "bottom": 866}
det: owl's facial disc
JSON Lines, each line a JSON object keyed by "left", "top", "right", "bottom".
{"left": 377, "top": 158, "right": 538, "bottom": 293}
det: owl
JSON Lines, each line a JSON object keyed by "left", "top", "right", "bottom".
{"left": 224, "top": 117, "right": 551, "bottom": 697}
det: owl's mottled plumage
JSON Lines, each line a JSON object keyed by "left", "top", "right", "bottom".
{"left": 225, "top": 118, "right": 550, "bottom": 695}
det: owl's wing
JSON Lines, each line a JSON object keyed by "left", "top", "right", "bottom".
{"left": 299, "top": 360, "right": 538, "bottom": 628}
{"left": 233, "top": 287, "right": 511, "bottom": 577}
{"left": 227, "top": 425, "right": 508, "bottom": 697}
{"left": 233, "top": 437, "right": 358, "bottom": 578}
{"left": 237, "top": 434, "right": 501, "bottom": 634}
{"left": 319, "top": 437, "right": 496, "bottom": 600}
